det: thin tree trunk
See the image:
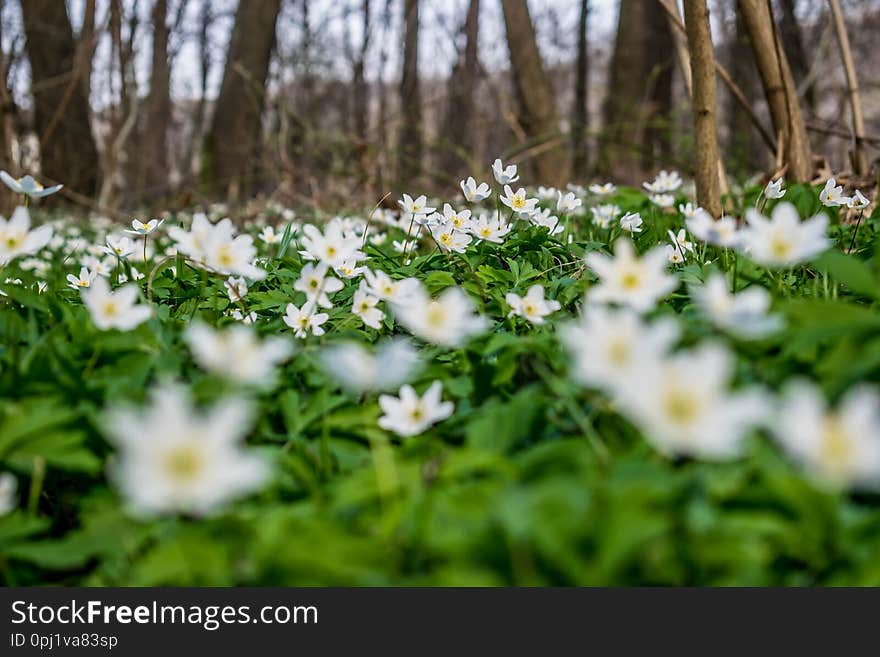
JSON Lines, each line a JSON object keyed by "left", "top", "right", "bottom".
{"left": 827, "top": 0, "right": 867, "bottom": 176}
{"left": 439, "top": 0, "right": 480, "bottom": 180}
{"left": 500, "top": 0, "right": 567, "bottom": 185}
{"left": 142, "top": 0, "right": 171, "bottom": 199}
{"left": 397, "top": 0, "right": 422, "bottom": 187}
{"left": 599, "top": 0, "right": 674, "bottom": 182}
{"left": 21, "top": 0, "right": 100, "bottom": 195}
{"left": 203, "top": 0, "right": 282, "bottom": 200}
{"left": 778, "top": 0, "right": 814, "bottom": 112}
{"left": 570, "top": 0, "right": 589, "bottom": 180}
{"left": 682, "top": 0, "right": 721, "bottom": 217}
{"left": 737, "top": 0, "right": 812, "bottom": 181}
{"left": 352, "top": 0, "right": 371, "bottom": 144}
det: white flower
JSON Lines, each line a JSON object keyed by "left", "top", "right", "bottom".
{"left": 81, "top": 277, "right": 152, "bottom": 331}
{"left": 620, "top": 212, "right": 643, "bottom": 233}
{"left": 556, "top": 191, "right": 582, "bottom": 214}
{"left": 650, "top": 193, "right": 675, "bottom": 208}
{"left": 298, "top": 223, "right": 365, "bottom": 268}
{"left": 231, "top": 309, "right": 257, "bottom": 324}
{"left": 741, "top": 202, "right": 829, "bottom": 267}
{"left": 184, "top": 323, "right": 292, "bottom": 386}
{"left": 536, "top": 186, "right": 558, "bottom": 200}
{"left": 621, "top": 343, "right": 768, "bottom": 460}
{"left": 0, "top": 472, "right": 17, "bottom": 515}
{"left": 819, "top": 178, "right": 850, "bottom": 207}
{"left": 773, "top": 382, "right": 880, "bottom": 490}
{"left": 530, "top": 208, "right": 563, "bottom": 235}
{"left": 319, "top": 338, "right": 420, "bottom": 393}
{"left": 491, "top": 158, "right": 519, "bottom": 185}
{"left": 170, "top": 215, "right": 266, "bottom": 279}
{"left": 506, "top": 284, "right": 560, "bottom": 324}
{"left": 334, "top": 260, "right": 365, "bottom": 279}
{"left": 259, "top": 225, "right": 283, "bottom": 244}
{"left": 560, "top": 306, "right": 679, "bottom": 395}
{"left": 460, "top": 177, "right": 491, "bottom": 203}
{"left": 686, "top": 209, "right": 741, "bottom": 248}
{"left": 469, "top": 214, "right": 512, "bottom": 244}
{"left": 678, "top": 203, "right": 700, "bottom": 219}
{"left": 352, "top": 281, "right": 384, "bottom": 329}
{"left": 500, "top": 185, "right": 538, "bottom": 216}
{"left": 591, "top": 204, "right": 621, "bottom": 228}
{"left": 441, "top": 203, "right": 473, "bottom": 231}
{"left": 397, "top": 193, "right": 436, "bottom": 217}
{"left": 763, "top": 178, "right": 786, "bottom": 199}
{"left": 392, "top": 285, "right": 488, "bottom": 347}
{"left": 103, "top": 235, "right": 135, "bottom": 259}
{"left": 431, "top": 219, "right": 473, "bottom": 253}
{"left": 283, "top": 303, "right": 329, "bottom": 338}
{"left": 589, "top": 182, "right": 616, "bottom": 196}
{"left": 668, "top": 228, "right": 694, "bottom": 253}
{"left": 378, "top": 381, "right": 454, "bottom": 437}
{"left": 67, "top": 266, "right": 96, "bottom": 290}
{"left": 102, "top": 384, "right": 270, "bottom": 516}
{"left": 665, "top": 244, "right": 685, "bottom": 264}
{"left": 0, "top": 171, "right": 63, "bottom": 198}
{"left": 224, "top": 276, "right": 248, "bottom": 303}
{"left": 585, "top": 239, "right": 678, "bottom": 312}
{"left": 848, "top": 189, "right": 870, "bottom": 210}
{"left": 294, "top": 262, "right": 344, "bottom": 309}
{"left": 692, "top": 274, "right": 783, "bottom": 339}
{"left": 125, "top": 218, "right": 163, "bottom": 235}
{"left": 362, "top": 269, "right": 421, "bottom": 304}
{"left": 0, "top": 206, "right": 53, "bottom": 265}
{"left": 643, "top": 170, "right": 682, "bottom": 194}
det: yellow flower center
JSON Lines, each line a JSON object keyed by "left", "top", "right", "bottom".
{"left": 769, "top": 235, "right": 792, "bottom": 260}
{"left": 512, "top": 197, "right": 525, "bottom": 209}
{"left": 163, "top": 445, "right": 203, "bottom": 483}
{"left": 820, "top": 416, "right": 852, "bottom": 472}
{"left": 663, "top": 390, "right": 699, "bottom": 426}
{"left": 608, "top": 339, "right": 629, "bottom": 366}
{"left": 426, "top": 303, "right": 446, "bottom": 327}
{"left": 620, "top": 270, "right": 642, "bottom": 290}
{"left": 102, "top": 300, "right": 118, "bottom": 316}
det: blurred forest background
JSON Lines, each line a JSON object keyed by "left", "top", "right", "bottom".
{"left": 0, "top": 0, "right": 878, "bottom": 216}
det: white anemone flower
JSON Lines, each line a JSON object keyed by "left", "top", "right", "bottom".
{"left": 506, "top": 284, "right": 561, "bottom": 324}
{"left": 773, "top": 382, "right": 880, "bottom": 491}
{"left": 0, "top": 171, "right": 63, "bottom": 198}
{"left": 585, "top": 239, "right": 678, "bottom": 312}
{"left": 0, "top": 206, "right": 53, "bottom": 265}
{"left": 81, "top": 277, "right": 151, "bottom": 331}
{"left": 184, "top": 322, "right": 292, "bottom": 386}
{"left": 319, "top": 338, "right": 421, "bottom": 393}
{"left": 378, "top": 381, "right": 454, "bottom": 437}
{"left": 740, "top": 202, "right": 829, "bottom": 267}
{"left": 102, "top": 384, "right": 270, "bottom": 516}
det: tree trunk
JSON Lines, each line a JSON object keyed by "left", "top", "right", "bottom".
{"left": 203, "top": 0, "right": 282, "bottom": 200}
{"left": 727, "top": 6, "right": 764, "bottom": 174}
{"left": 21, "top": 0, "right": 99, "bottom": 196}
{"left": 397, "top": 0, "right": 422, "bottom": 187}
{"left": 737, "top": 0, "right": 812, "bottom": 181}
{"left": 438, "top": 0, "right": 480, "bottom": 180}
{"left": 501, "top": 0, "right": 567, "bottom": 185}
{"left": 599, "top": 0, "right": 674, "bottom": 182}
{"left": 682, "top": 0, "right": 721, "bottom": 217}
{"left": 141, "top": 0, "right": 171, "bottom": 199}
{"left": 827, "top": 0, "right": 867, "bottom": 176}
{"left": 352, "top": 0, "right": 371, "bottom": 144}
{"left": 570, "top": 0, "right": 589, "bottom": 180}
{"left": 778, "top": 0, "right": 814, "bottom": 112}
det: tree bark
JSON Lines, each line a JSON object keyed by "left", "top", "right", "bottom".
{"left": 778, "top": 0, "right": 814, "bottom": 112}
{"left": 737, "top": 0, "right": 812, "bottom": 181}
{"left": 438, "top": 0, "right": 480, "bottom": 180}
{"left": 397, "top": 0, "right": 422, "bottom": 187}
{"left": 203, "top": 0, "right": 282, "bottom": 200}
{"left": 570, "top": 0, "right": 589, "bottom": 180}
{"left": 599, "top": 0, "right": 674, "bottom": 182}
{"left": 21, "top": 0, "right": 100, "bottom": 196}
{"left": 827, "top": 0, "right": 867, "bottom": 176}
{"left": 682, "top": 0, "right": 721, "bottom": 217}
{"left": 141, "top": 0, "right": 171, "bottom": 199}
{"left": 501, "top": 0, "right": 567, "bottom": 185}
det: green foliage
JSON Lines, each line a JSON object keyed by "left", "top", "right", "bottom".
{"left": 1, "top": 189, "right": 879, "bottom": 587}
